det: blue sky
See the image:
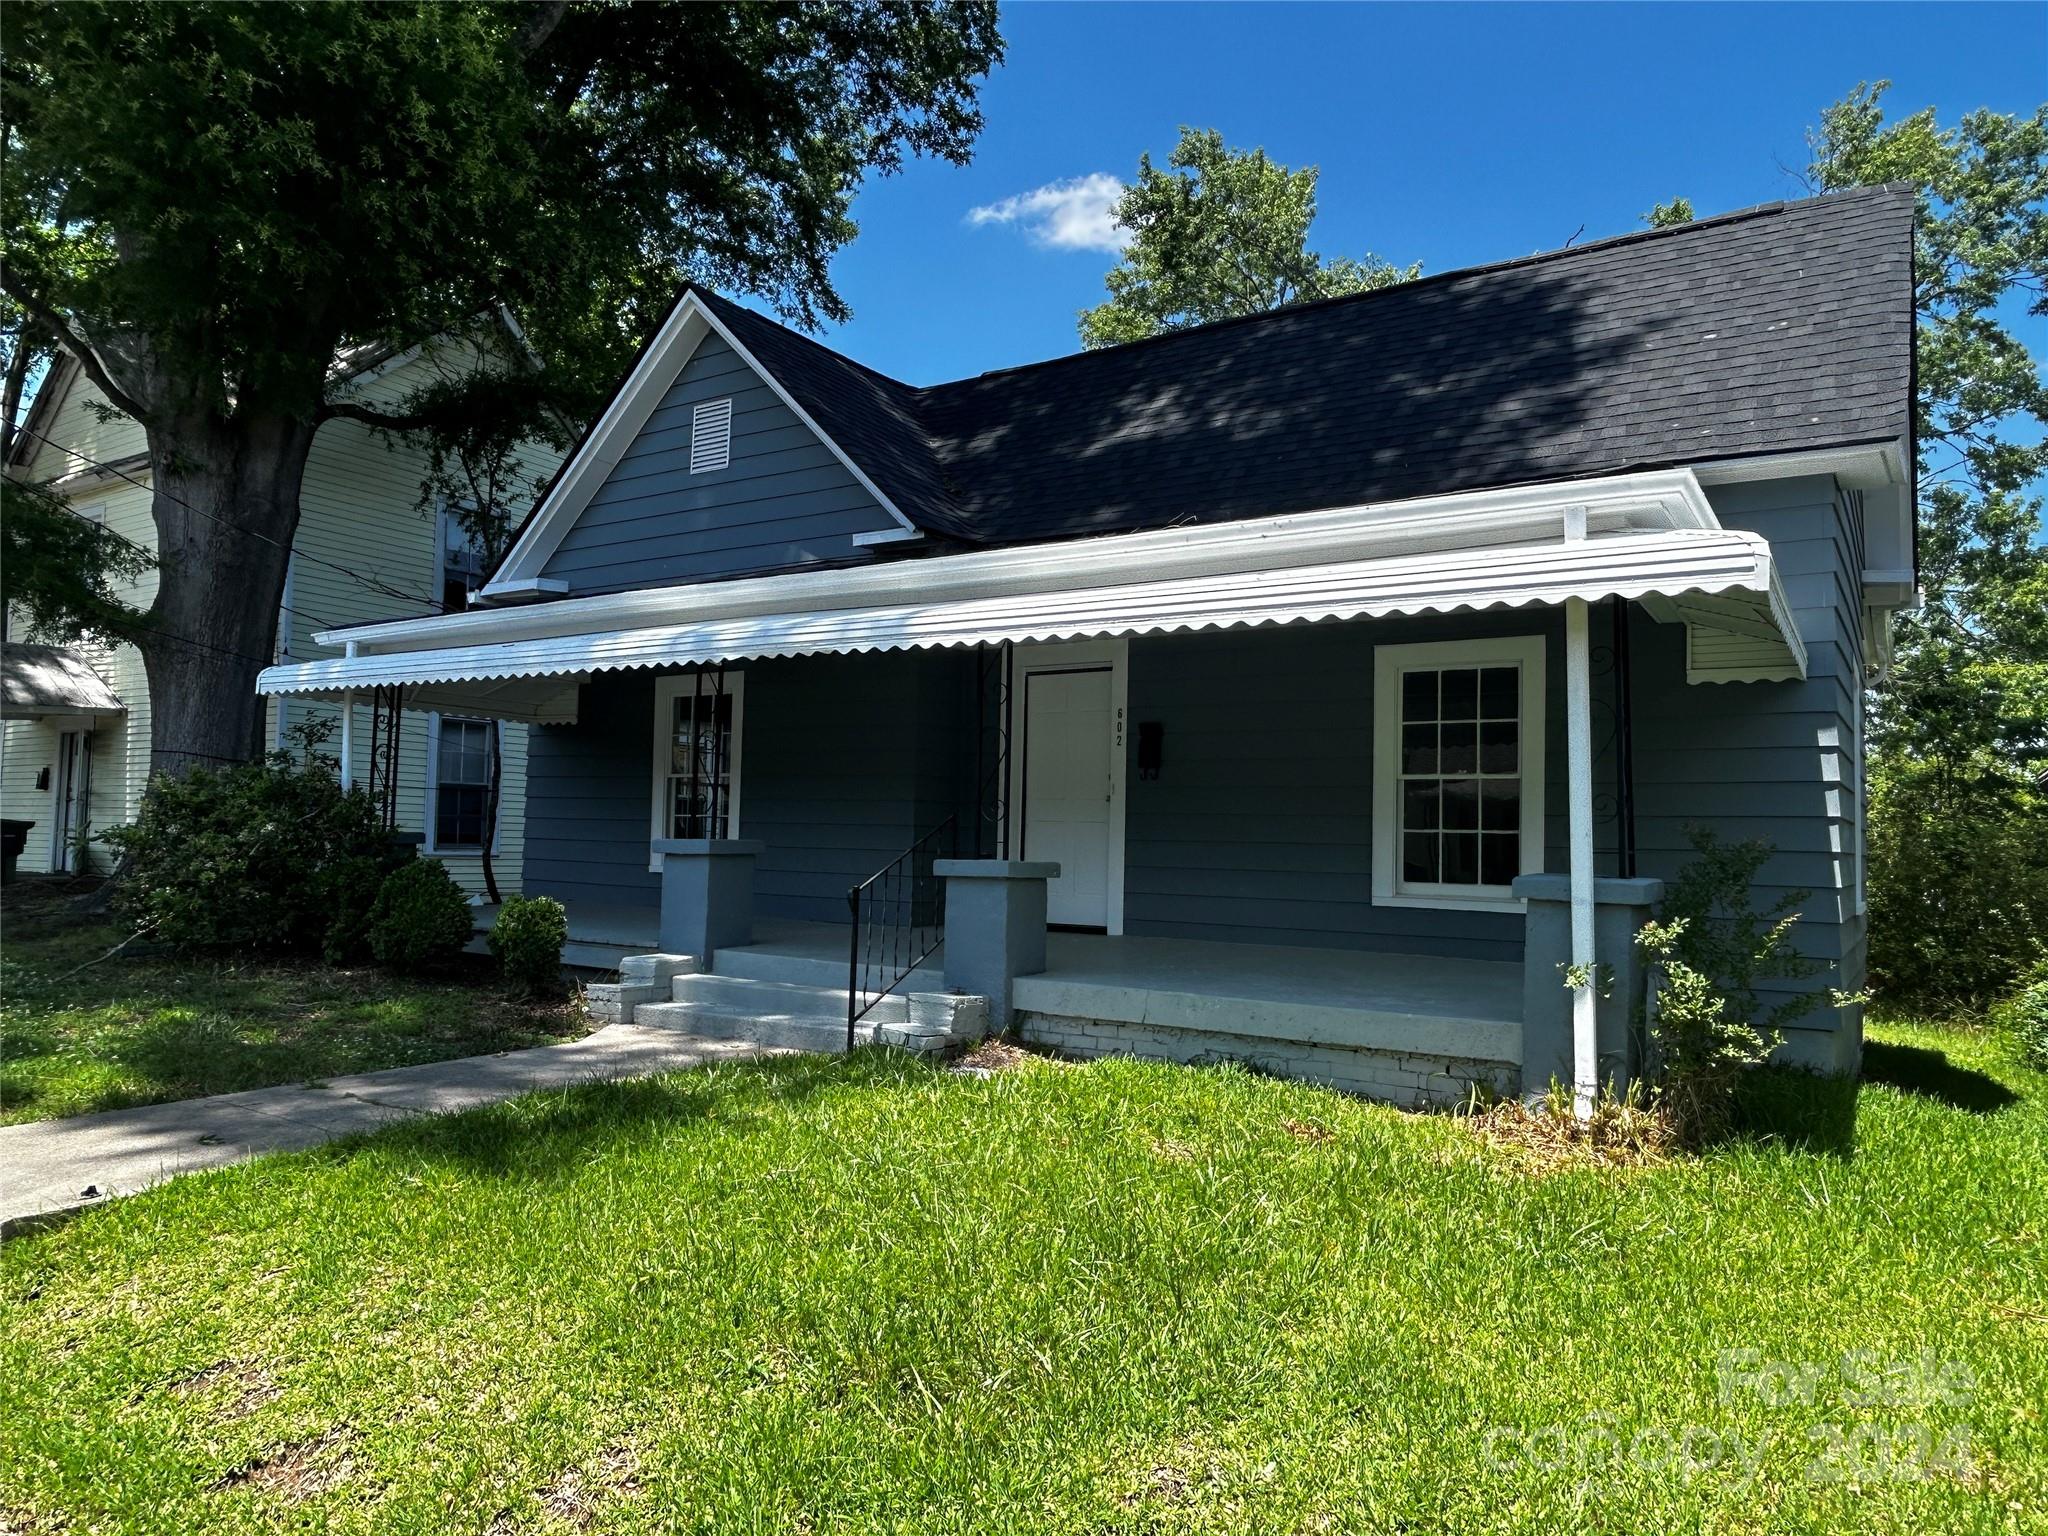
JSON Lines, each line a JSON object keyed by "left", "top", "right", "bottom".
{"left": 791, "top": 1, "right": 2047, "bottom": 385}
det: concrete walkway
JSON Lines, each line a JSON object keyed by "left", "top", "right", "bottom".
{"left": 0, "top": 1024, "right": 769, "bottom": 1232}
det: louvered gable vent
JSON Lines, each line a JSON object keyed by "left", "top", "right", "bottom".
{"left": 689, "top": 398, "right": 733, "bottom": 474}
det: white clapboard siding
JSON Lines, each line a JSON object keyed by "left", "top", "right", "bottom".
{"left": 4, "top": 334, "right": 562, "bottom": 894}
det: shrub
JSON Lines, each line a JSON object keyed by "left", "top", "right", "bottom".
{"left": 1991, "top": 960, "right": 2048, "bottom": 1073}
{"left": 1868, "top": 754, "right": 2048, "bottom": 1008}
{"left": 1635, "top": 829, "right": 1845, "bottom": 1144}
{"left": 488, "top": 894, "right": 568, "bottom": 996}
{"left": 104, "top": 757, "right": 391, "bottom": 954}
{"left": 366, "top": 859, "right": 475, "bottom": 974}
{"left": 316, "top": 854, "right": 393, "bottom": 966}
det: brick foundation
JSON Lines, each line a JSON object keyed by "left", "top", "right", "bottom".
{"left": 1017, "top": 1011, "right": 1517, "bottom": 1108}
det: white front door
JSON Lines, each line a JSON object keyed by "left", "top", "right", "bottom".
{"left": 1022, "top": 667, "right": 1114, "bottom": 928}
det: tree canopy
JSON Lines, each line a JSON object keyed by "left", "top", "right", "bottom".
{"left": 1078, "top": 127, "right": 1418, "bottom": 349}
{"left": 0, "top": 0, "right": 1003, "bottom": 770}
{"left": 1807, "top": 82, "right": 2048, "bottom": 772}
{"left": 1643, "top": 196, "right": 1695, "bottom": 228}
{"left": 1804, "top": 82, "right": 2048, "bottom": 1003}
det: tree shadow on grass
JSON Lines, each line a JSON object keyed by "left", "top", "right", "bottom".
{"left": 1728, "top": 1067, "right": 1863, "bottom": 1159}
{"left": 309, "top": 1047, "right": 934, "bottom": 1184}
{"left": 1859, "top": 1040, "right": 2020, "bottom": 1115}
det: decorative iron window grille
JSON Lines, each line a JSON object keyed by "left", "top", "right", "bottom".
{"left": 665, "top": 672, "right": 734, "bottom": 838}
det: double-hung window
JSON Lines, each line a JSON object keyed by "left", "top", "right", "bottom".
{"left": 648, "top": 672, "right": 744, "bottom": 867}
{"left": 1372, "top": 636, "right": 1546, "bottom": 910}
{"left": 429, "top": 716, "right": 497, "bottom": 850}
{"left": 438, "top": 502, "right": 485, "bottom": 614}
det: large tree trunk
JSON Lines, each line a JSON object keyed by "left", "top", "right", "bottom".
{"left": 139, "top": 411, "right": 319, "bottom": 778}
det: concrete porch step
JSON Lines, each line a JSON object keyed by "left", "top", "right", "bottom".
{"left": 633, "top": 972, "right": 905, "bottom": 1054}
{"left": 632, "top": 1003, "right": 876, "bottom": 1054}
{"left": 673, "top": 971, "right": 913, "bottom": 1025}
{"left": 709, "top": 944, "right": 944, "bottom": 994}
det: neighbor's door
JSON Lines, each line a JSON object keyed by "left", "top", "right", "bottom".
{"left": 1021, "top": 667, "right": 1113, "bottom": 928}
{"left": 53, "top": 730, "right": 92, "bottom": 873}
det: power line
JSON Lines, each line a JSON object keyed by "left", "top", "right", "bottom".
{"left": 13, "top": 423, "right": 452, "bottom": 623}
{"left": 6, "top": 427, "right": 459, "bottom": 674}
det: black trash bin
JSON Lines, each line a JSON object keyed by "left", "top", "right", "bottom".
{"left": 1, "top": 819, "right": 35, "bottom": 882}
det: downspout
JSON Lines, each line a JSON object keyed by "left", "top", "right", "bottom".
{"left": 1611, "top": 596, "right": 1637, "bottom": 880}
{"left": 339, "top": 641, "right": 358, "bottom": 791}
{"left": 1564, "top": 506, "right": 1598, "bottom": 1119}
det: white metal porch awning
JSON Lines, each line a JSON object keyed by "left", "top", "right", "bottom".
{"left": 256, "top": 527, "right": 1805, "bottom": 723}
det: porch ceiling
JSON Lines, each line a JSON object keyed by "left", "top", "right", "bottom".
{"left": 256, "top": 524, "right": 1803, "bottom": 720}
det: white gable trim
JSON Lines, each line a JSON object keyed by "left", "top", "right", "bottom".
{"left": 483, "top": 292, "right": 920, "bottom": 596}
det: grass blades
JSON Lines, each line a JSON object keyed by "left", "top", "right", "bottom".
{"left": 0, "top": 919, "right": 588, "bottom": 1125}
{"left": 2, "top": 1019, "right": 2043, "bottom": 1533}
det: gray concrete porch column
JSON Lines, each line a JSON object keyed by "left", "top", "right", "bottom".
{"left": 652, "top": 838, "right": 765, "bottom": 959}
{"left": 1512, "top": 874, "right": 1664, "bottom": 1100}
{"left": 934, "top": 859, "right": 1060, "bottom": 1031}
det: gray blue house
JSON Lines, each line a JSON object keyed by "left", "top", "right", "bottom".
{"left": 258, "top": 185, "right": 1916, "bottom": 1108}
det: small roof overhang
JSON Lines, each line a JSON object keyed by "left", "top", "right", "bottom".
{"left": 1, "top": 641, "right": 126, "bottom": 721}
{"left": 257, "top": 470, "right": 1806, "bottom": 722}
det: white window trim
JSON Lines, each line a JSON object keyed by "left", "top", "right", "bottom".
{"left": 422, "top": 711, "right": 503, "bottom": 855}
{"left": 1002, "top": 637, "right": 1128, "bottom": 936}
{"left": 1371, "top": 635, "right": 1547, "bottom": 913}
{"left": 648, "top": 671, "right": 746, "bottom": 870}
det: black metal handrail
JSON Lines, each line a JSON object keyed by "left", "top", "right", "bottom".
{"left": 847, "top": 814, "right": 956, "bottom": 1048}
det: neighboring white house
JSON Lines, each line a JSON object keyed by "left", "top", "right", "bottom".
{"left": 0, "top": 330, "right": 563, "bottom": 894}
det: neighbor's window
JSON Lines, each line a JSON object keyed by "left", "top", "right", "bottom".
{"left": 649, "top": 672, "right": 745, "bottom": 866}
{"left": 1372, "top": 637, "right": 1545, "bottom": 909}
{"left": 431, "top": 716, "right": 496, "bottom": 849}
{"left": 439, "top": 503, "right": 485, "bottom": 613}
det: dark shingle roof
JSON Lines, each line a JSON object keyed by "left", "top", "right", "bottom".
{"left": 710, "top": 184, "right": 1914, "bottom": 547}
{"left": 692, "top": 290, "right": 977, "bottom": 538}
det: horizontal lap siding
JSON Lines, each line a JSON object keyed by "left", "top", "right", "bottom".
{"left": 1, "top": 479, "right": 157, "bottom": 872}
{"left": 522, "top": 672, "right": 660, "bottom": 913}
{"left": 287, "top": 340, "right": 561, "bottom": 898}
{"left": 1630, "top": 476, "right": 1867, "bottom": 1058}
{"left": 538, "top": 334, "right": 900, "bottom": 594}
{"left": 23, "top": 366, "right": 149, "bottom": 481}
{"left": 746, "top": 651, "right": 971, "bottom": 922}
{"left": 1123, "top": 612, "right": 1569, "bottom": 964}
{"left": 522, "top": 651, "right": 974, "bottom": 926}
{"left": 10, "top": 348, "right": 556, "bottom": 894}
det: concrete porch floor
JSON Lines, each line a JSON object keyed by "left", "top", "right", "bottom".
{"left": 722, "top": 919, "right": 1523, "bottom": 1065}
{"left": 479, "top": 906, "right": 1523, "bottom": 1066}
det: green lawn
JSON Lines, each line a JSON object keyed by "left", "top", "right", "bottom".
{"left": 2, "top": 1019, "right": 2041, "bottom": 1534}
{"left": 0, "top": 904, "right": 590, "bottom": 1125}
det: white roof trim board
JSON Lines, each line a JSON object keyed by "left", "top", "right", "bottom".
{"left": 486, "top": 292, "right": 921, "bottom": 591}
{"left": 299, "top": 469, "right": 1724, "bottom": 655}
{"left": 259, "top": 527, "right": 1804, "bottom": 718}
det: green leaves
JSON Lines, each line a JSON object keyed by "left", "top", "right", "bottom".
{"left": 1810, "top": 84, "right": 2048, "bottom": 774}
{"left": 2, "top": 1, "right": 1002, "bottom": 768}
{"left": 1809, "top": 85, "right": 2048, "bottom": 1001}
{"left": 0, "top": 476, "right": 153, "bottom": 645}
{"left": 1642, "top": 197, "right": 1695, "bottom": 228}
{"left": 1078, "top": 127, "right": 1419, "bottom": 349}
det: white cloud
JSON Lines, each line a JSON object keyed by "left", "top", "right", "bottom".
{"left": 966, "top": 173, "right": 1128, "bottom": 253}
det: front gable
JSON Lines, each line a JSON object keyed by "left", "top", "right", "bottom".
{"left": 537, "top": 331, "right": 902, "bottom": 594}
{"left": 485, "top": 293, "right": 921, "bottom": 602}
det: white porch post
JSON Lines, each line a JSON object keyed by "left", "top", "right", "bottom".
{"left": 338, "top": 640, "right": 359, "bottom": 790}
{"left": 1563, "top": 504, "right": 1598, "bottom": 1118}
